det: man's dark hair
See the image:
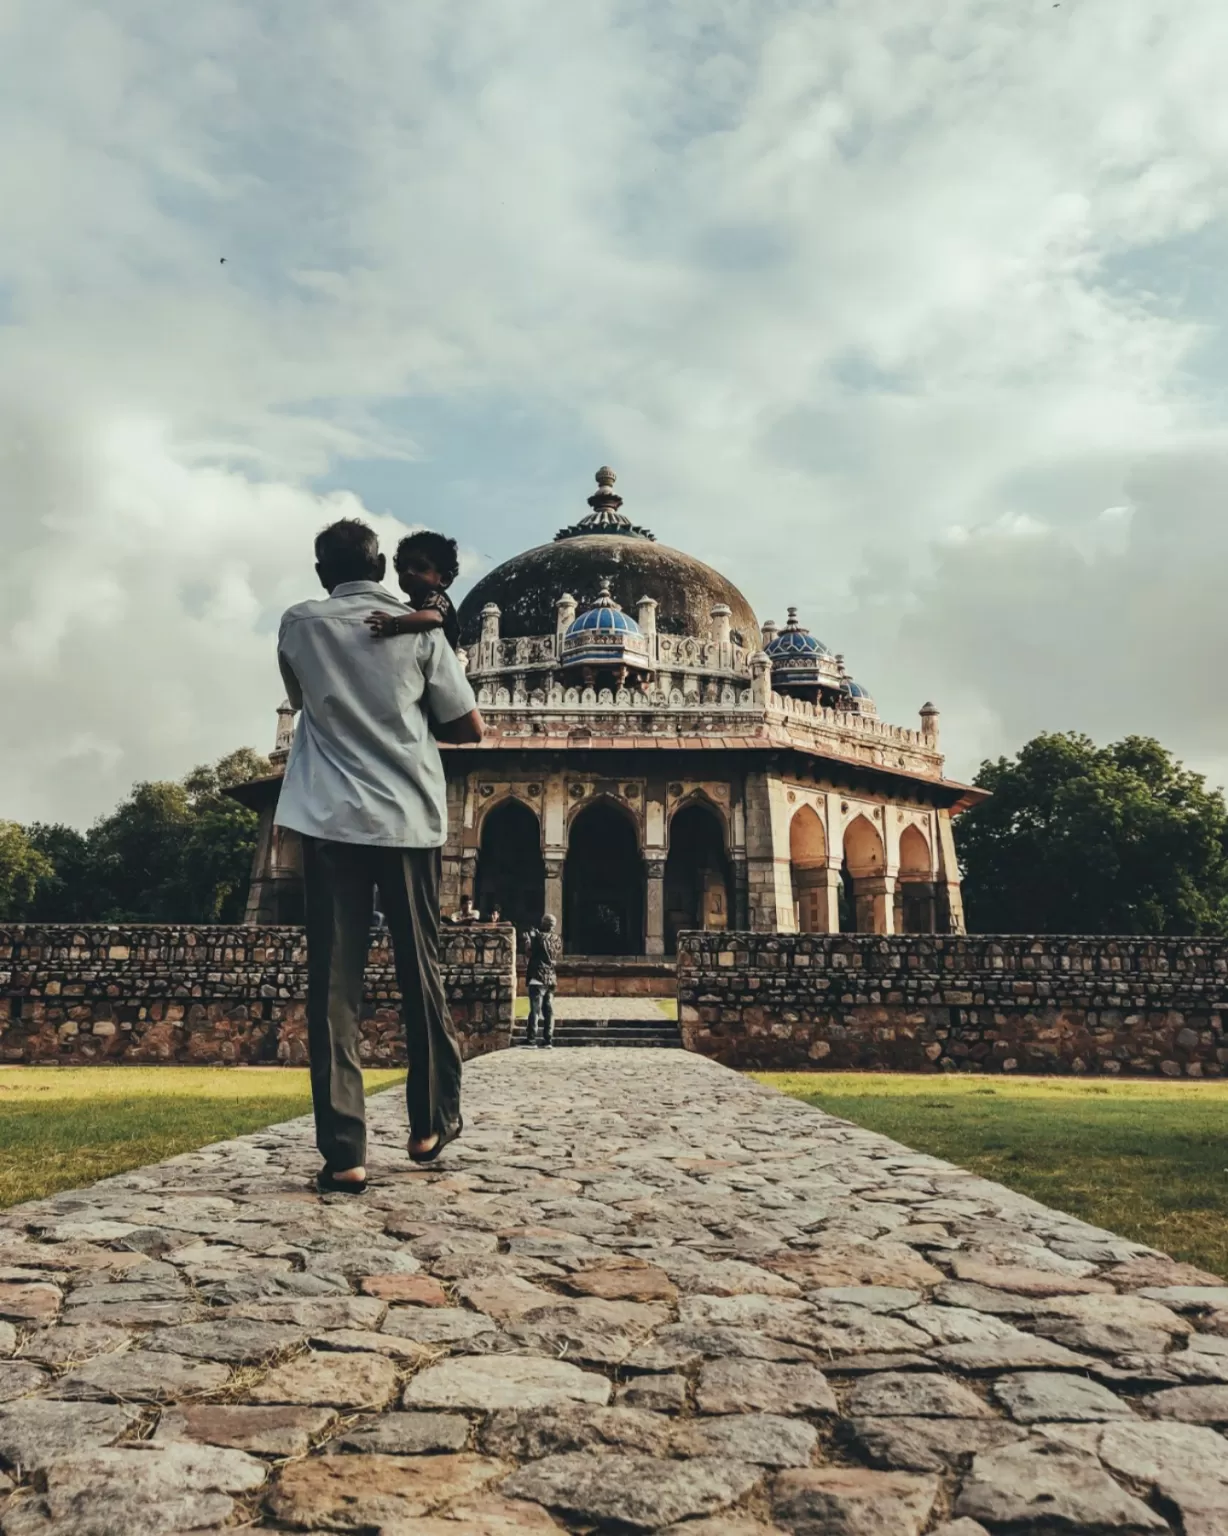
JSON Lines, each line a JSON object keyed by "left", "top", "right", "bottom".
{"left": 315, "top": 518, "right": 381, "bottom": 584}
{"left": 396, "top": 530, "right": 460, "bottom": 587}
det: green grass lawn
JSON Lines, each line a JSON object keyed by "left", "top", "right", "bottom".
{"left": 758, "top": 1072, "right": 1228, "bottom": 1278}
{"left": 0, "top": 1068, "right": 405, "bottom": 1210}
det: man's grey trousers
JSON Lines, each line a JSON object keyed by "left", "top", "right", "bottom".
{"left": 301, "top": 836, "right": 463, "bottom": 1171}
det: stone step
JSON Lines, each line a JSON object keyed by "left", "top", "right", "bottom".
{"left": 510, "top": 1018, "right": 683, "bottom": 1048}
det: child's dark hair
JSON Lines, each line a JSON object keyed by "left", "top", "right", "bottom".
{"left": 395, "top": 531, "right": 460, "bottom": 587}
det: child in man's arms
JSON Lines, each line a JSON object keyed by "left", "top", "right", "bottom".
{"left": 365, "top": 531, "right": 460, "bottom": 652}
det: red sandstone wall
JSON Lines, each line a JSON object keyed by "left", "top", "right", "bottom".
{"left": 0, "top": 925, "right": 515, "bottom": 1067}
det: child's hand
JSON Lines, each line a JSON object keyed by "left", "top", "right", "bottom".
{"left": 365, "top": 610, "right": 399, "bottom": 639}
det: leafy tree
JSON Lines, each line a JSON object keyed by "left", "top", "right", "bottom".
{"left": 5, "top": 748, "right": 273, "bottom": 925}
{"left": 177, "top": 748, "right": 272, "bottom": 922}
{"left": 0, "top": 822, "right": 53, "bottom": 919}
{"left": 956, "top": 732, "right": 1228, "bottom": 935}
{"left": 182, "top": 747, "right": 274, "bottom": 798}
{"left": 22, "top": 824, "right": 93, "bottom": 921}
{"left": 87, "top": 779, "right": 196, "bottom": 920}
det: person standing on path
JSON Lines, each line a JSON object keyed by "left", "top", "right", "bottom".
{"left": 275, "top": 519, "right": 483, "bottom": 1193}
{"left": 523, "top": 913, "right": 562, "bottom": 1048}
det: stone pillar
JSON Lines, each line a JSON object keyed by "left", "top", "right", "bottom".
{"left": 792, "top": 858, "right": 843, "bottom": 934}
{"left": 819, "top": 859, "right": 844, "bottom": 933}
{"left": 855, "top": 873, "right": 897, "bottom": 935}
{"left": 543, "top": 858, "right": 564, "bottom": 926}
{"left": 645, "top": 857, "right": 666, "bottom": 956}
{"left": 440, "top": 853, "right": 465, "bottom": 918}
{"left": 899, "top": 878, "right": 937, "bottom": 933}
{"left": 934, "top": 808, "right": 967, "bottom": 934}
{"left": 541, "top": 773, "right": 568, "bottom": 930}
{"left": 920, "top": 701, "right": 940, "bottom": 745}
{"left": 761, "top": 619, "right": 779, "bottom": 651}
{"left": 242, "top": 804, "right": 278, "bottom": 924}
{"left": 460, "top": 848, "right": 478, "bottom": 904}
{"left": 744, "top": 771, "right": 796, "bottom": 932}
{"left": 731, "top": 854, "right": 750, "bottom": 929}
{"left": 441, "top": 784, "right": 468, "bottom": 917}
{"left": 710, "top": 604, "right": 732, "bottom": 646}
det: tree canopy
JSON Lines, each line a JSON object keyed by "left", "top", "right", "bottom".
{"left": 6, "top": 747, "right": 271, "bottom": 925}
{"left": 956, "top": 732, "right": 1228, "bottom": 935}
{"left": 0, "top": 822, "right": 54, "bottom": 920}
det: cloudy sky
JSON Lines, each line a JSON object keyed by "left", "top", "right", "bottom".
{"left": 4, "top": 0, "right": 1228, "bottom": 826}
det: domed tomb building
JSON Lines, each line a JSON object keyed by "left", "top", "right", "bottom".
{"left": 235, "top": 467, "right": 984, "bottom": 954}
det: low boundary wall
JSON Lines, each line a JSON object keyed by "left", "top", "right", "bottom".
{"left": 0, "top": 924, "right": 516, "bottom": 1066}
{"left": 677, "top": 932, "right": 1228, "bottom": 1076}
{"left": 8, "top": 926, "right": 1228, "bottom": 1077}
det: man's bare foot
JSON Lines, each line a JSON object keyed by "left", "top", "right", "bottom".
{"left": 408, "top": 1135, "right": 438, "bottom": 1158}
{"left": 331, "top": 1165, "right": 367, "bottom": 1183}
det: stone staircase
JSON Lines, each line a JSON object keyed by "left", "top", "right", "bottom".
{"left": 510, "top": 999, "right": 682, "bottom": 1049}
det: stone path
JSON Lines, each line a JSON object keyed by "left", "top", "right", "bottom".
{"left": 2, "top": 1051, "right": 1228, "bottom": 1534}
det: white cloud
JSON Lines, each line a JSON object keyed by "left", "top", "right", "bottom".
{"left": 2, "top": 0, "right": 1228, "bottom": 822}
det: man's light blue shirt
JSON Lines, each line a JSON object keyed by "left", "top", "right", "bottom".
{"left": 274, "top": 580, "right": 476, "bottom": 848}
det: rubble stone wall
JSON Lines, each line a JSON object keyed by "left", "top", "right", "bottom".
{"left": 0, "top": 924, "right": 516, "bottom": 1066}
{"left": 677, "top": 931, "right": 1228, "bottom": 1077}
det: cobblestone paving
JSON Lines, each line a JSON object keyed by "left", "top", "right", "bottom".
{"left": 2, "top": 1050, "right": 1227, "bottom": 1534}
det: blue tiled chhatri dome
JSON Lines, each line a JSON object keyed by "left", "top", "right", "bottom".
{"left": 765, "top": 608, "right": 830, "bottom": 663}
{"left": 764, "top": 607, "right": 829, "bottom": 688}
{"left": 561, "top": 576, "right": 651, "bottom": 671}
{"left": 567, "top": 598, "right": 642, "bottom": 640}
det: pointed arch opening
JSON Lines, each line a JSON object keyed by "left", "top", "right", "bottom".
{"left": 842, "top": 813, "right": 888, "bottom": 933}
{"left": 789, "top": 805, "right": 834, "bottom": 934}
{"left": 476, "top": 798, "right": 545, "bottom": 931}
{"left": 564, "top": 799, "right": 644, "bottom": 955}
{"left": 664, "top": 800, "right": 731, "bottom": 954}
{"left": 897, "top": 822, "right": 936, "bottom": 933}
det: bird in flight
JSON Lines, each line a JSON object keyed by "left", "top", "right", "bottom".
{"left": 220, "top": 257, "right": 227, "bottom": 264}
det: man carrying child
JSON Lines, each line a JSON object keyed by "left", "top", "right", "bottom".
{"left": 274, "top": 519, "right": 481, "bottom": 1193}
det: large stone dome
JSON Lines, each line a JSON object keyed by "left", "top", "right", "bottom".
{"left": 457, "top": 469, "right": 760, "bottom": 647}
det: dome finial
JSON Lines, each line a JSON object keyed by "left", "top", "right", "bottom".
{"left": 586, "top": 468, "right": 625, "bottom": 521}
{"left": 554, "top": 465, "right": 656, "bottom": 541}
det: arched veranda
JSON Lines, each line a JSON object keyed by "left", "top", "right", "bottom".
{"left": 564, "top": 799, "right": 645, "bottom": 956}
{"left": 897, "top": 823, "right": 935, "bottom": 934}
{"left": 789, "top": 804, "right": 837, "bottom": 934}
{"left": 664, "top": 801, "right": 731, "bottom": 954}
{"left": 843, "top": 813, "right": 889, "bottom": 934}
{"left": 475, "top": 798, "right": 546, "bottom": 932}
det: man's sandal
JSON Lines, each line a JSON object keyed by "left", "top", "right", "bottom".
{"left": 408, "top": 1116, "right": 464, "bottom": 1166}
{"left": 316, "top": 1167, "right": 369, "bottom": 1195}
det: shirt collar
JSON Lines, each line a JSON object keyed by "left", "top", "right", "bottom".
{"left": 329, "top": 580, "right": 400, "bottom": 600}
